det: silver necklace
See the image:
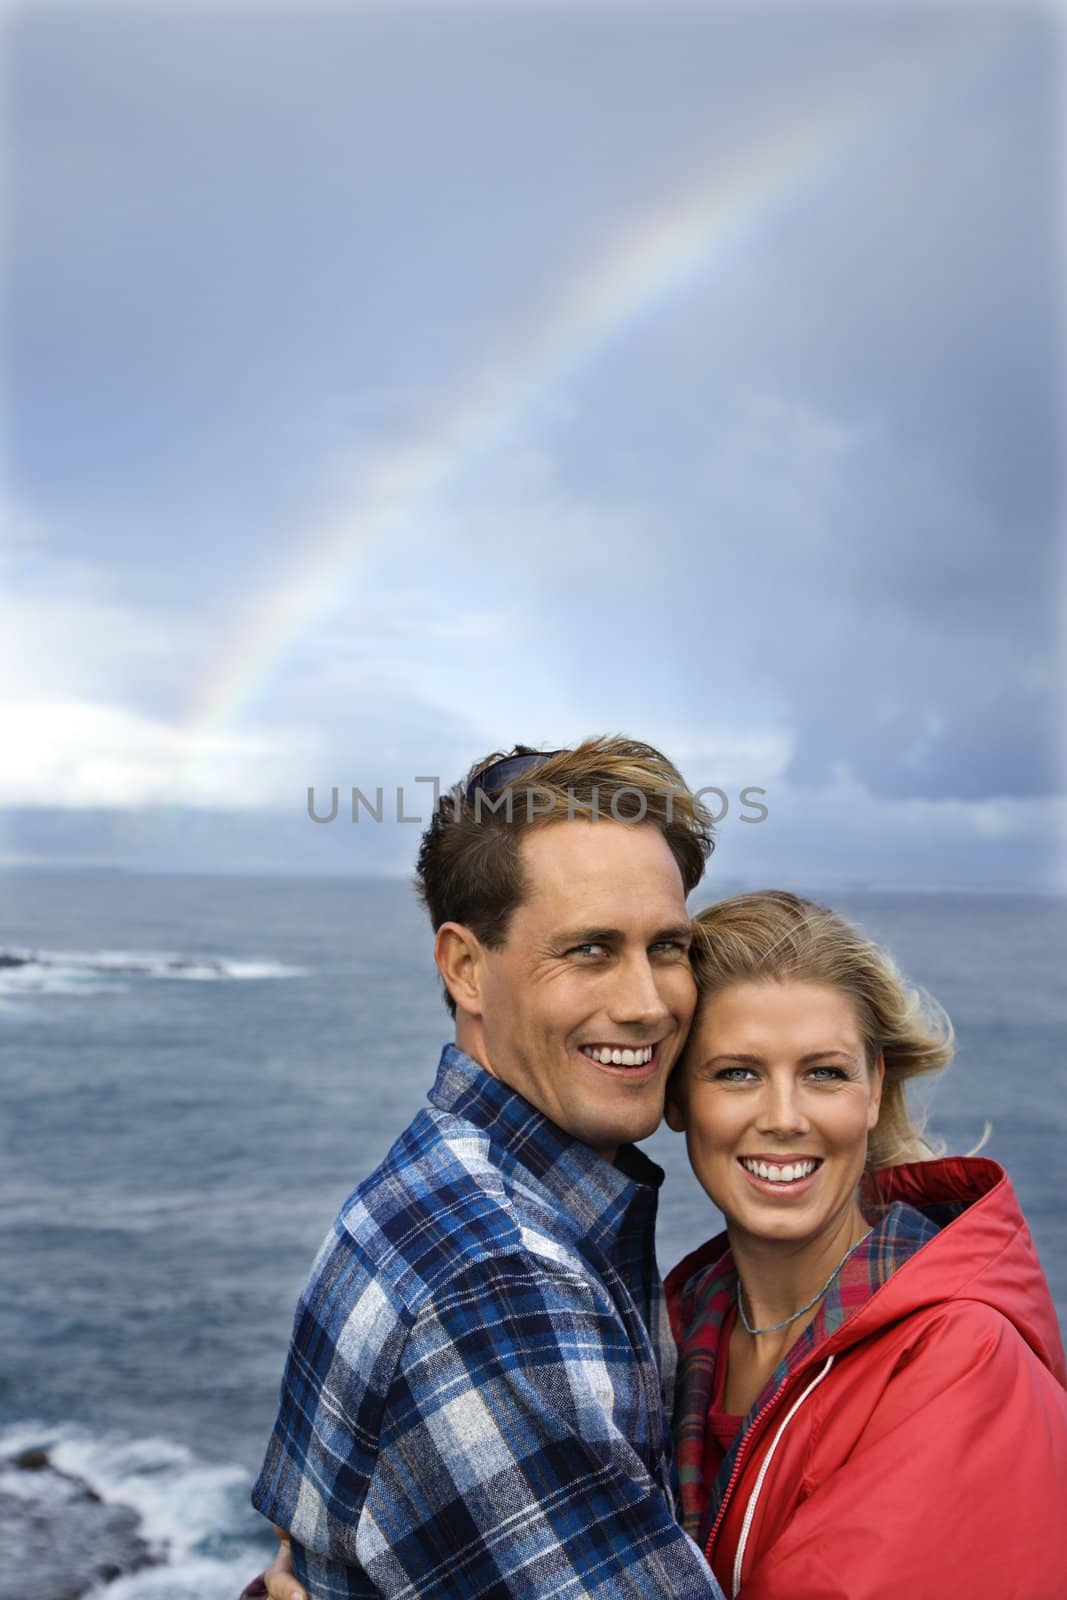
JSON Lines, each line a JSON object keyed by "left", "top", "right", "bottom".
{"left": 737, "top": 1228, "right": 873, "bottom": 1336}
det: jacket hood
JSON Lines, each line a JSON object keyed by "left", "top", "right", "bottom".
{"left": 666, "top": 1156, "right": 1066, "bottom": 1386}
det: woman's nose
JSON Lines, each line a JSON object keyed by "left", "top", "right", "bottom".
{"left": 756, "top": 1077, "right": 810, "bottom": 1136}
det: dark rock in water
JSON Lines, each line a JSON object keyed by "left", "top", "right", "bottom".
{"left": 3, "top": 1447, "right": 160, "bottom": 1600}
{"left": 0, "top": 952, "right": 30, "bottom": 969}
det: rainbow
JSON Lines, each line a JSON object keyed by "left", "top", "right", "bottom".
{"left": 179, "top": 26, "right": 1006, "bottom": 766}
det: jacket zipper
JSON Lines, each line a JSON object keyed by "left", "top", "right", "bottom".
{"left": 697, "top": 1189, "right": 974, "bottom": 1584}
{"left": 703, "top": 1349, "right": 833, "bottom": 1565}
{"left": 729, "top": 1356, "right": 835, "bottom": 1597}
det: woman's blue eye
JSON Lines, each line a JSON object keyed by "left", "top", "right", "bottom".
{"left": 711, "top": 1065, "right": 850, "bottom": 1084}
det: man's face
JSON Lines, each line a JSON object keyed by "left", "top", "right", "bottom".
{"left": 472, "top": 819, "right": 697, "bottom": 1158}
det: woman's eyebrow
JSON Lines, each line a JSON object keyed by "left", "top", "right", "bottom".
{"left": 699, "top": 1049, "right": 858, "bottom": 1065}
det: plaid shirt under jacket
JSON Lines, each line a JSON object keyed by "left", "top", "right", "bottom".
{"left": 253, "top": 1044, "right": 723, "bottom": 1600}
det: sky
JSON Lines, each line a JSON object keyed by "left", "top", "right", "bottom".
{"left": 2, "top": 2, "right": 1064, "bottom": 891}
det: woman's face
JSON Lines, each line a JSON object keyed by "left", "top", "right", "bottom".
{"left": 667, "top": 979, "right": 884, "bottom": 1252}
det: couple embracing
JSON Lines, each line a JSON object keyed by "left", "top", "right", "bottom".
{"left": 246, "top": 737, "right": 1066, "bottom": 1599}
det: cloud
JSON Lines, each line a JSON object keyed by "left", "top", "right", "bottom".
{"left": 3, "top": 9, "right": 1060, "bottom": 883}
{"left": 0, "top": 700, "right": 322, "bottom": 810}
{"left": 511, "top": 391, "right": 1059, "bottom": 804}
{"left": 694, "top": 773, "right": 1067, "bottom": 896}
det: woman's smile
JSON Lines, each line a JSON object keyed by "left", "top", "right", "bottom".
{"left": 736, "top": 1154, "right": 824, "bottom": 1195}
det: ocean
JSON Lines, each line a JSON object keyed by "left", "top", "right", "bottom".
{"left": 2, "top": 868, "right": 1064, "bottom": 1600}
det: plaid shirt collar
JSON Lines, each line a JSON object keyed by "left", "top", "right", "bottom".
{"left": 673, "top": 1198, "right": 940, "bottom": 1541}
{"left": 430, "top": 1043, "right": 666, "bottom": 1271}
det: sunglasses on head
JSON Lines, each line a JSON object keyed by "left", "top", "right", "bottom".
{"left": 464, "top": 749, "right": 567, "bottom": 804}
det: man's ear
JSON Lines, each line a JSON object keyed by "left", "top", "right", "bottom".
{"left": 435, "top": 922, "right": 486, "bottom": 1018}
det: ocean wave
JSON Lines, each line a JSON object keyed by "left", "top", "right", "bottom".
{"left": 0, "top": 948, "right": 307, "bottom": 998}
{"left": 1, "top": 1422, "right": 270, "bottom": 1600}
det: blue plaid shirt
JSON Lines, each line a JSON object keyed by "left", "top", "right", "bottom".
{"left": 253, "top": 1044, "right": 723, "bottom": 1599}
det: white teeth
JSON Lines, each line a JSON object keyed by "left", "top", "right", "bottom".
{"left": 584, "top": 1045, "right": 654, "bottom": 1066}
{"left": 741, "top": 1158, "right": 817, "bottom": 1184}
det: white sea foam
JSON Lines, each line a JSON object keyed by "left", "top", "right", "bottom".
{"left": 1, "top": 1421, "right": 271, "bottom": 1600}
{"left": 97, "top": 1552, "right": 270, "bottom": 1600}
{"left": 0, "top": 946, "right": 306, "bottom": 1002}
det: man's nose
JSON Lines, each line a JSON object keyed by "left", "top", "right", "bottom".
{"left": 607, "top": 953, "right": 673, "bottom": 1028}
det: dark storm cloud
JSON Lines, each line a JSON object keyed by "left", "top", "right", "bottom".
{"left": 4, "top": 5, "right": 1062, "bottom": 866}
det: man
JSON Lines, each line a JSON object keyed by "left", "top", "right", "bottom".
{"left": 249, "top": 738, "right": 725, "bottom": 1598}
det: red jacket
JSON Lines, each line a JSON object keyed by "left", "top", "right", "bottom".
{"left": 665, "top": 1157, "right": 1067, "bottom": 1600}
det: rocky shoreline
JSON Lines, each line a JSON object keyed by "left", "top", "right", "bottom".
{"left": 4, "top": 1446, "right": 160, "bottom": 1600}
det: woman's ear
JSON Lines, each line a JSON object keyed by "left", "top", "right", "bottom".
{"left": 867, "top": 1049, "right": 886, "bottom": 1129}
{"left": 664, "top": 1074, "right": 687, "bottom": 1133}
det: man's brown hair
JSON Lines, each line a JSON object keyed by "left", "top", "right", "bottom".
{"left": 414, "top": 735, "right": 715, "bottom": 1015}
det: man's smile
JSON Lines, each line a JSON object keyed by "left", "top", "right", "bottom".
{"left": 577, "top": 1040, "right": 668, "bottom": 1080}
{"left": 579, "top": 1042, "right": 656, "bottom": 1066}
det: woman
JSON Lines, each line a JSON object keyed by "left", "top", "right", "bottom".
{"left": 666, "top": 890, "right": 1067, "bottom": 1599}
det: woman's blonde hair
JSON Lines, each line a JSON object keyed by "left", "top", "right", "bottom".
{"left": 689, "top": 891, "right": 955, "bottom": 1168}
